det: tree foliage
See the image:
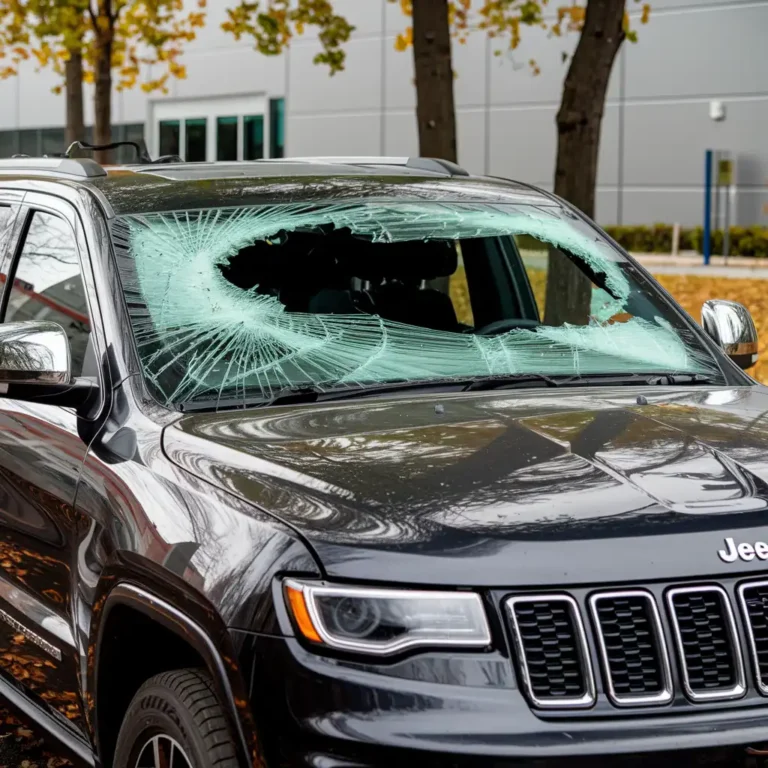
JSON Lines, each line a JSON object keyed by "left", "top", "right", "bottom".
{"left": 391, "top": 0, "right": 651, "bottom": 72}
{"left": 0, "top": 0, "right": 206, "bottom": 95}
{"left": 222, "top": 0, "right": 354, "bottom": 74}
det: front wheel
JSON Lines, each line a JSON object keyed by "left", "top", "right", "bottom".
{"left": 113, "top": 669, "right": 240, "bottom": 768}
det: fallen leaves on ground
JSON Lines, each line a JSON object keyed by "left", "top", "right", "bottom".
{"left": 0, "top": 710, "right": 72, "bottom": 767}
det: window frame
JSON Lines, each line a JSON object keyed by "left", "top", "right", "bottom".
{"left": 0, "top": 194, "right": 107, "bottom": 412}
{"left": 0, "top": 191, "right": 26, "bottom": 306}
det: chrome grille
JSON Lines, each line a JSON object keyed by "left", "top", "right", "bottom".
{"left": 738, "top": 580, "right": 768, "bottom": 695}
{"left": 667, "top": 585, "right": 745, "bottom": 702}
{"left": 506, "top": 594, "right": 595, "bottom": 709}
{"left": 589, "top": 591, "right": 672, "bottom": 706}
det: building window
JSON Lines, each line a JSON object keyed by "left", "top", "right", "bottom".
{"left": 269, "top": 98, "right": 285, "bottom": 159}
{"left": 153, "top": 97, "right": 284, "bottom": 162}
{"left": 19, "top": 130, "right": 39, "bottom": 157}
{"left": 0, "top": 123, "right": 145, "bottom": 161}
{"left": 159, "top": 120, "right": 180, "bottom": 157}
{"left": 116, "top": 123, "right": 146, "bottom": 163}
{"left": 244, "top": 115, "right": 264, "bottom": 161}
{"left": 185, "top": 118, "right": 207, "bottom": 162}
{"left": 217, "top": 117, "right": 238, "bottom": 161}
{"left": 0, "top": 131, "right": 18, "bottom": 158}
{"left": 41, "top": 128, "right": 65, "bottom": 156}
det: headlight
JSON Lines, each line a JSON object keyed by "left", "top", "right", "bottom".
{"left": 284, "top": 579, "right": 491, "bottom": 655}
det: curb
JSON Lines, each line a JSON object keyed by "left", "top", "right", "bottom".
{"left": 632, "top": 252, "right": 768, "bottom": 270}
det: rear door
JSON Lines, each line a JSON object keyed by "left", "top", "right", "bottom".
{"left": 0, "top": 192, "right": 103, "bottom": 739}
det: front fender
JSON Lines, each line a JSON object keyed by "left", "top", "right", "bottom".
{"left": 87, "top": 559, "right": 262, "bottom": 767}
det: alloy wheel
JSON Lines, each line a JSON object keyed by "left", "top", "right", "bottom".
{"left": 135, "top": 734, "right": 193, "bottom": 768}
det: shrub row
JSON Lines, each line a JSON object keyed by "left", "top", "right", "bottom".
{"left": 602, "top": 224, "right": 768, "bottom": 258}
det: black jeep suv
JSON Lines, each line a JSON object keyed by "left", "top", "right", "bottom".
{"left": 0, "top": 152, "right": 765, "bottom": 768}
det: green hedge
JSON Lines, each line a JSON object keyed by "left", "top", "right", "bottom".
{"left": 603, "top": 224, "right": 768, "bottom": 258}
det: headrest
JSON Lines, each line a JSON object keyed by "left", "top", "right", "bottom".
{"left": 333, "top": 238, "right": 458, "bottom": 282}
{"left": 233, "top": 230, "right": 458, "bottom": 285}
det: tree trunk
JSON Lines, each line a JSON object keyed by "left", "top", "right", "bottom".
{"left": 544, "top": 0, "right": 626, "bottom": 327}
{"left": 64, "top": 51, "right": 85, "bottom": 148}
{"left": 411, "top": 0, "right": 457, "bottom": 163}
{"left": 93, "top": 15, "right": 113, "bottom": 164}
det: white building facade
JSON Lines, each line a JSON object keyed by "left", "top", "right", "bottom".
{"left": 1, "top": 0, "right": 766, "bottom": 226}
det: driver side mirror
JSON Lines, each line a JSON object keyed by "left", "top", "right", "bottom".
{"left": 701, "top": 300, "right": 759, "bottom": 371}
{"left": 0, "top": 321, "right": 71, "bottom": 385}
{"left": 0, "top": 321, "right": 95, "bottom": 407}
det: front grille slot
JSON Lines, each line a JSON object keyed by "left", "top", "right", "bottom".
{"left": 590, "top": 591, "right": 672, "bottom": 706}
{"left": 667, "top": 586, "right": 745, "bottom": 702}
{"left": 738, "top": 580, "right": 768, "bottom": 695}
{"left": 506, "top": 595, "right": 595, "bottom": 709}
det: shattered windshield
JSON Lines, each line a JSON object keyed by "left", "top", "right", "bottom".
{"left": 111, "top": 200, "right": 721, "bottom": 409}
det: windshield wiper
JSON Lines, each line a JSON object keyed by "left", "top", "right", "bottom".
{"left": 643, "top": 373, "right": 714, "bottom": 385}
{"left": 560, "top": 372, "right": 715, "bottom": 386}
{"left": 179, "top": 379, "right": 477, "bottom": 412}
{"left": 461, "top": 371, "right": 715, "bottom": 392}
{"left": 180, "top": 374, "right": 567, "bottom": 412}
{"left": 178, "top": 372, "right": 716, "bottom": 413}
{"left": 463, "top": 374, "right": 561, "bottom": 391}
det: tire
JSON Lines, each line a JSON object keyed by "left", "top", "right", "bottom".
{"left": 113, "top": 668, "right": 240, "bottom": 768}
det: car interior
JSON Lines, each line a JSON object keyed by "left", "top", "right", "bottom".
{"left": 219, "top": 226, "right": 543, "bottom": 335}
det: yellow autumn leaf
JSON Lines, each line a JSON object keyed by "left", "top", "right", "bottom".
{"left": 569, "top": 5, "right": 585, "bottom": 23}
{"left": 394, "top": 26, "right": 412, "bottom": 52}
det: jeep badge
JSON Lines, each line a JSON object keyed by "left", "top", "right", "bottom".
{"left": 718, "top": 537, "right": 768, "bottom": 562}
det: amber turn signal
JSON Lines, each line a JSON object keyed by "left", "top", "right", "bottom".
{"left": 285, "top": 583, "right": 322, "bottom": 643}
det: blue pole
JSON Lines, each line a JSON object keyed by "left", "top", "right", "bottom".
{"left": 703, "top": 149, "right": 712, "bottom": 266}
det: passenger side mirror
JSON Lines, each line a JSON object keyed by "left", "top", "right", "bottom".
{"left": 0, "top": 321, "right": 95, "bottom": 408}
{"left": 701, "top": 300, "right": 759, "bottom": 371}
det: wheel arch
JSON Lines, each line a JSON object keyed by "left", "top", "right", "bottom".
{"left": 91, "top": 580, "right": 259, "bottom": 768}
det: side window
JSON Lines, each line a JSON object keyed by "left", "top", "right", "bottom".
{"left": 515, "top": 235, "right": 634, "bottom": 326}
{"left": 4, "top": 211, "right": 91, "bottom": 376}
{"left": 0, "top": 205, "right": 14, "bottom": 258}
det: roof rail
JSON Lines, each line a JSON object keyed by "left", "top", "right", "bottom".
{"left": 270, "top": 156, "right": 470, "bottom": 177}
{"left": 0, "top": 157, "right": 107, "bottom": 178}
{"left": 66, "top": 139, "right": 152, "bottom": 163}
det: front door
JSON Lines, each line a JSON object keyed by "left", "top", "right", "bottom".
{"left": 0, "top": 195, "right": 102, "bottom": 738}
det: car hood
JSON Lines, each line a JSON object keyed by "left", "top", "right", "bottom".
{"left": 163, "top": 385, "right": 768, "bottom": 586}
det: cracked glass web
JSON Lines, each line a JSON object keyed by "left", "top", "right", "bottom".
{"left": 113, "top": 202, "right": 717, "bottom": 406}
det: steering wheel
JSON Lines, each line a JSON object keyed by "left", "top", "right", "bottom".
{"left": 473, "top": 318, "right": 542, "bottom": 336}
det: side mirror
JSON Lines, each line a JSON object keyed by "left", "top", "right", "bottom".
{"left": 0, "top": 321, "right": 96, "bottom": 409}
{"left": 701, "top": 300, "right": 759, "bottom": 370}
{"left": 0, "top": 321, "right": 71, "bottom": 385}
